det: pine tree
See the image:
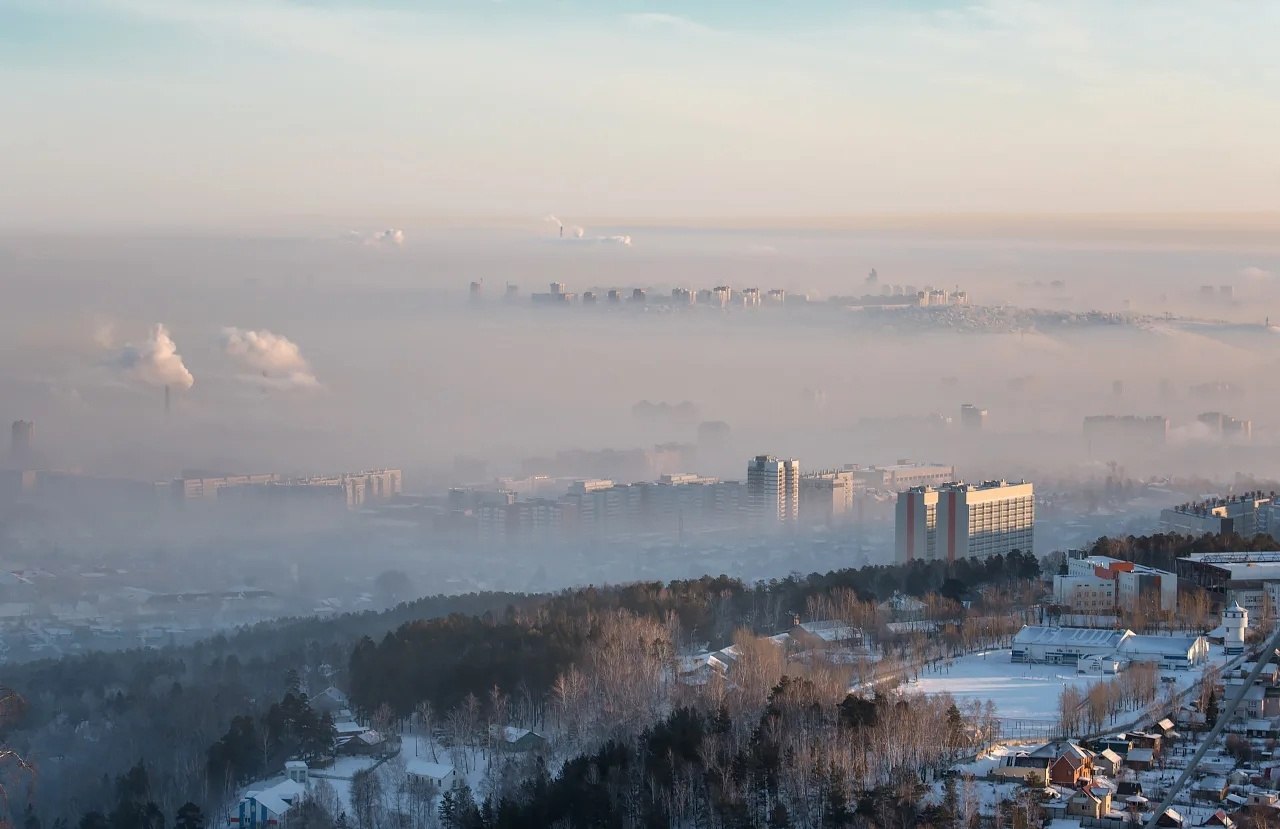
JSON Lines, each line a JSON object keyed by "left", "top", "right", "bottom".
{"left": 438, "top": 790, "right": 457, "bottom": 829}
{"left": 174, "top": 803, "right": 204, "bottom": 829}
{"left": 1206, "top": 689, "right": 1220, "bottom": 725}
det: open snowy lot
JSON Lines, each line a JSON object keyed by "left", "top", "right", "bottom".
{"left": 904, "top": 645, "right": 1232, "bottom": 721}
{"left": 903, "top": 649, "right": 1101, "bottom": 719}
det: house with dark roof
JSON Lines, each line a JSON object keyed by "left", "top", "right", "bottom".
{"left": 1029, "top": 741, "right": 1094, "bottom": 786}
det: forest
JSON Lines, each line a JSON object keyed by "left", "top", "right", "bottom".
{"left": 2, "top": 547, "right": 1044, "bottom": 829}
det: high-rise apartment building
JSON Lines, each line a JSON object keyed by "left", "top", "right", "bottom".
{"left": 896, "top": 480, "right": 1034, "bottom": 563}
{"left": 9, "top": 420, "right": 33, "bottom": 467}
{"left": 959, "top": 404, "right": 988, "bottom": 432}
{"left": 798, "top": 469, "right": 854, "bottom": 525}
{"left": 746, "top": 455, "right": 799, "bottom": 524}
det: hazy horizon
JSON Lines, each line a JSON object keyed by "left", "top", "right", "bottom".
{"left": 4, "top": 1, "right": 1279, "bottom": 228}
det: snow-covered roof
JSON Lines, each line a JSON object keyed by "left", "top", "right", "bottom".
{"left": 1127, "top": 748, "right": 1155, "bottom": 763}
{"left": 334, "top": 720, "right": 366, "bottom": 735}
{"left": 246, "top": 778, "right": 304, "bottom": 817}
{"left": 496, "top": 726, "right": 535, "bottom": 743}
{"left": 797, "top": 620, "right": 859, "bottom": 641}
{"left": 1013, "top": 626, "right": 1128, "bottom": 648}
{"left": 1119, "top": 634, "right": 1204, "bottom": 657}
{"left": 405, "top": 760, "right": 454, "bottom": 780}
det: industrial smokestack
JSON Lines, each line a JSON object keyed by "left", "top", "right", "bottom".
{"left": 165, "top": 384, "right": 171, "bottom": 416}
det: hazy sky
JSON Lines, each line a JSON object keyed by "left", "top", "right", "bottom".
{"left": 2, "top": 0, "right": 1277, "bottom": 229}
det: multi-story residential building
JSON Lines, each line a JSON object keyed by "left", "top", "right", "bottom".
{"left": 1052, "top": 574, "right": 1117, "bottom": 612}
{"left": 852, "top": 462, "right": 956, "bottom": 491}
{"left": 896, "top": 480, "right": 1034, "bottom": 563}
{"left": 895, "top": 486, "right": 939, "bottom": 563}
{"left": 1083, "top": 415, "right": 1169, "bottom": 447}
{"left": 1160, "top": 493, "right": 1272, "bottom": 537}
{"left": 1198, "top": 412, "right": 1252, "bottom": 441}
{"left": 746, "top": 456, "right": 799, "bottom": 525}
{"left": 9, "top": 420, "right": 33, "bottom": 467}
{"left": 960, "top": 404, "right": 988, "bottom": 432}
{"left": 798, "top": 470, "right": 854, "bottom": 526}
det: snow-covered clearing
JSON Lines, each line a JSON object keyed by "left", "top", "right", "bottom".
{"left": 904, "top": 650, "right": 1103, "bottom": 719}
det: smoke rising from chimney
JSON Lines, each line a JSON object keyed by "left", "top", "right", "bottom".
{"left": 116, "top": 324, "right": 195, "bottom": 390}
{"left": 221, "top": 327, "right": 321, "bottom": 390}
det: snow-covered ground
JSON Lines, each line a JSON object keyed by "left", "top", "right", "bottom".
{"left": 904, "top": 650, "right": 1104, "bottom": 719}
{"left": 904, "top": 646, "right": 1231, "bottom": 721}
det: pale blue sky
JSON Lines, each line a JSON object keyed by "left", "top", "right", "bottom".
{"left": 2, "top": 0, "right": 1278, "bottom": 229}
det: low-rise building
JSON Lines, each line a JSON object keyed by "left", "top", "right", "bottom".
{"left": 1012, "top": 626, "right": 1208, "bottom": 670}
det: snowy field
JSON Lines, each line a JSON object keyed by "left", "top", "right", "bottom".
{"left": 904, "top": 645, "right": 1232, "bottom": 721}
{"left": 903, "top": 649, "right": 1101, "bottom": 719}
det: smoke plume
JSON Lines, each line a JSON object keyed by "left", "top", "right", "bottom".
{"left": 221, "top": 327, "right": 320, "bottom": 389}
{"left": 346, "top": 228, "right": 406, "bottom": 247}
{"left": 117, "top": 324, "right": 195, "bottom": 389}
{"left": 544, "top": 215, "right": 632, "bottom": 246}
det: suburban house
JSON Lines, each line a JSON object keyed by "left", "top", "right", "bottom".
{"left": 405, "top": 760, "right": 456, "bottom": 790}
{"left": 1191, "top": 777, "right": 1229, "bottom": 802}
{"left": 490, "top": 726, "right": 548, "bottom": 753}
{"left": 992, "top": 752, "right": 1050, "bottom": 785}
{"left": 1126, "top": 747, "right": 1156, "bottom": 771}
{"left": 789, "top": 619, "right": 864, "bottom": 651}
{"left": 1093, "top": 748, "right": 1123, "bottom": 777}
{"left": 228, "top": 777, "right": 305, "bottom": 827}
{"left": 1201, "top": 809, "right": 1236, "bottom": 829}
{"left": 310, "top": 686, "right": 351, "bottom": 717}
{"left": 1066, "top": 785, "right": 1115, "bottom": 820}
{"left": 1028, "top": 741, "right": 1094, "bottom": 786}
{"left": 1128, "top": 731, "right": 1163, "bottom": 756}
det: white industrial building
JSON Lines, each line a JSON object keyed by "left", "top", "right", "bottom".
{"left": 1011, "top": 625, "right": 1209, "bottom": 671}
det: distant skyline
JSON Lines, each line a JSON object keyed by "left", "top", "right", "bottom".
{"left": 2, "top": 0, "right": 1277, "bottom": 229}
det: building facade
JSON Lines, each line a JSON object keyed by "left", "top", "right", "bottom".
{"left": 1177, "top": 551, "right": 1280, "bottom": 615}
{"left": 896, "top": 480, "right": 1034, "bottom": 563}
{"left": 798, "top": 470, "right": 854, "bottom": 525}
{"left": 746, "top": 456, "right": 799, "bottom": 525}
{"left": 1160, "top": 494, "right": 1272, "bottom": 538}
{"left": 853, "top": 462, "right": 956, "bottom": 491}
{"left": 960, "top": 404, "right": 988, "bottom": 432}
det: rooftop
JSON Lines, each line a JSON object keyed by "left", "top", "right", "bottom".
{"left": 1013, "top": 626, "right": 1128, "bottom": 648}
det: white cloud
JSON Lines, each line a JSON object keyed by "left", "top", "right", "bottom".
{"left": 221, "top": 327, "right": 320, "bottom": 389}
{"left": 624, "top": 12, "right": 713, "bottom": 35}
{"left": 1241, "top": 266, "right": 1273, "bottom": 280}
{"left": 116, "top": 324, "right": 195, "bottom": 389}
